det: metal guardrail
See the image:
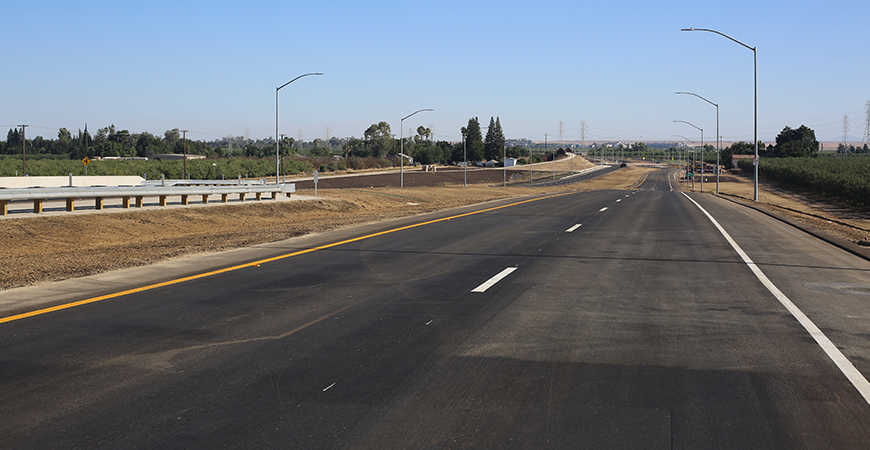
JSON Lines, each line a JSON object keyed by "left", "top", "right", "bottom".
{"left": 0, "top": 183, "right": 295, "bottom": 215}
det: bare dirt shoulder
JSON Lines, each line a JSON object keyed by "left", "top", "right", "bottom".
{"left": 0, "top": 166, "right": 655, "bottom": 290}
{"left": 711, "top": 172, "right": 870, "bottom": 244}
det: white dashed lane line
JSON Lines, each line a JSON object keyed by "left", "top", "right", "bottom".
{"left": 566, "top": 224, "right": 582, "bottom": 232}
{"left": 472, "top": 267, "right": 518, "bottom": 293}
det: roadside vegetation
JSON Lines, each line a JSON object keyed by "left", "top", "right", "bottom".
{"left": 739, "top": 157, "right": 870, "bottom": 207}
{"left": 727, "top": 124, "right": 870, "bottom": 207}
{"left": 1, "top": 118, "right": 536, "bottom": 178}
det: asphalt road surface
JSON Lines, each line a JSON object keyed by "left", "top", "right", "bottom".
{"left": 2, "top": 168, "right": 870, "bottom": 449}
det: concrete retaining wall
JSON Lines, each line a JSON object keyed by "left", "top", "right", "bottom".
{"left": 0, "top": 176, "right": 145, "bottom": 188}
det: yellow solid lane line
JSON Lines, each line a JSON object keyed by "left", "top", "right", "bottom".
{"left": 0, "top": 191, "right": 575, "bottom": 325}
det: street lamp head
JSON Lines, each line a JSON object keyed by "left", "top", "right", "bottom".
{"left": 681, "top": 28, "right": 694, "bottom": 32}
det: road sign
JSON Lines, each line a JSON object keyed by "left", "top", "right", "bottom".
{"left": 82, "top": 157, "right": 90, "bottom": 165}
{"left": 753, "top": 157, "right": 759, "bottom": 166}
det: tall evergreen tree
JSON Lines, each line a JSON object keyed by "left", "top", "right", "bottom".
{"left": 483, "top": 117, "right": 505, "bottom": 161}
{"left": 464, "top": 117, "right": 484, "bottom": 162}
{"left": 5, "top": 128, "right": 22, "bottom": 154}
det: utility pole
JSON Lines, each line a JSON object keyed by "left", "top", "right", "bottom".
{"left": 18, "top": 124, "right": 28, "bottom": 175}
{"left": 180, "top": 130, "right": 189, "bottom": 179}
{"left": 843, "top": 116, "right": 850, "bottom": 152}
{"left": 864, "top": 100, "right": 870, "bottom": 145}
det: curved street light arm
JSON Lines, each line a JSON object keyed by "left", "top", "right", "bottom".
{"left": 402, "top": 108, "right": 434, "bottom": 122}
{"left": 671, "top": 134, "right": 693, "bottom": 144}
{"left": 681, "top": 28, "right": 755, "bottom": 51}
{"left": 277, "top": 72, "right": 324, "bottom": 92}
{"left": 673, "top": 120, "right": 702, "bottom": 133}
{"left": 675, "top": 91, "right": 717, "bottom": 108}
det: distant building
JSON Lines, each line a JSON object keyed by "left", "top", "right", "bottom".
{"left": 506, "top": 139, "right": 532, "bottom": 147}
{"left": 153, "top": 154, "right": 206, "bottom": 161}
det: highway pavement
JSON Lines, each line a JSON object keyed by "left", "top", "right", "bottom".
{"left": 2, "top": 168, "right": 870, "bottom": 448}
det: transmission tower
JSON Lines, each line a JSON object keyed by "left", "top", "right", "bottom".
{"left": 580, "top": 122, "right": 588, "bottom": 148}
{"left": 843, "top": 115, "right": 850, "bottom": 150}
{"left": 864, "top": 101, "right": 870, "bottom": 144}
{"left": 298, "top": 129, "right": 303, "bottom": 150}
{"left": 558, "top": 121, "right": 565, "bottom": 146}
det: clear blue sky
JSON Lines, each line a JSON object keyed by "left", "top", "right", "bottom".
{"left": 4, "top": 0, "right": 868, "bottom": 144}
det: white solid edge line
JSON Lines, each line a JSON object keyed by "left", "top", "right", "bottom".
{"left": 472, "top": 267, "right": 518, "bottom": 293}
{"left": 682, "top": 192, "right": 870, "bottom": 406}
{"left": 566, "top": 224, "right": 582, "bottom": 233}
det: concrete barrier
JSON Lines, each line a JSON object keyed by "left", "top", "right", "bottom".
{"left": 0, "top": 176, "right": 145, "bottom": 189}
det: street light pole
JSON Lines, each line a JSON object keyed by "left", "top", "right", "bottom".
{"left": 462, "top": 130, "right": 467, "bottom": 187}
{"left": 674, "top": 120, "right": 703, "bottom": 191}
{"left": 682, "top": 27, "right": 757, "bottom": 201}
{"left": 672, "top": 134, "right": 694, "bottom": 190}
{"left": 676, "top": 91, "right": 720, "bottom": 193}
{"left": 400, "top": 108, "right": 434, "bottom": 188}
{"left": 276, "top": 72, "right": 323, "bottom": 183}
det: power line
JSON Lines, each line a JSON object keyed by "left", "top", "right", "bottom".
{"left": 843, "top": 115, "right": 850, "bottom": 148}
{"left": 864, "top": 101, "right": 870, "bottom": 144}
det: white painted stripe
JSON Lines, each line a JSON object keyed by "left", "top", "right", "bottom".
{"left": 682, "top": 192, "right": 870, "bottom": 406}
{"left": 472, "top": 267, "right": 518, "bottom": 293}
{"left": 566, "top": 224, "right": 582, "bottom": 233}
{"left": 323, "top": 383, "right": 336, "bottom": 392}
{"left": 616, "top": 199, "right": 622, "bottom": 203}
{"left": 599, "top": 207, "right": 608, "bottom": 212}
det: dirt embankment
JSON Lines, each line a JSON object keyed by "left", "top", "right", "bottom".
{"left": 0, "top": 166, "right": 651, "bottom": 290}
{"left": 704, "top": 171, "right": 870, "bottom": 244}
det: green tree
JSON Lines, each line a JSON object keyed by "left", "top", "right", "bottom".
{"left": 6, "top": 128, "right": 22, "bottom": 154}
{"left": 464, "top": 117, "right": 484, "bottom": 162}
{"left": 135, "top": 132, "right": 163, "bottom": 158}
{"left": 364, "top": 121, "right": 395, "bottom": 158}
{"left": 484, "top": 117, "right": 505, "bottom": 161}
{"left": 415, "top": 125, "right": 431, "bottom": 143}
{"left": 728, "top": 141, "right": 755, "bottom": 155}
{"left": 774, "top": 125, "right": 818, "bottom": 158}
{"left": 164, "top": 128, "right": 180, "bottom": 152}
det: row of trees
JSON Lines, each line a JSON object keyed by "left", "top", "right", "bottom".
{"left": 340, "top": 116, "right": 522, "bottom": 166}
{"left": 3, "top": 126, "right": 218, "bottom": 160}
{"left": 2, "top": 117, "right": 517, "bottom": 167}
